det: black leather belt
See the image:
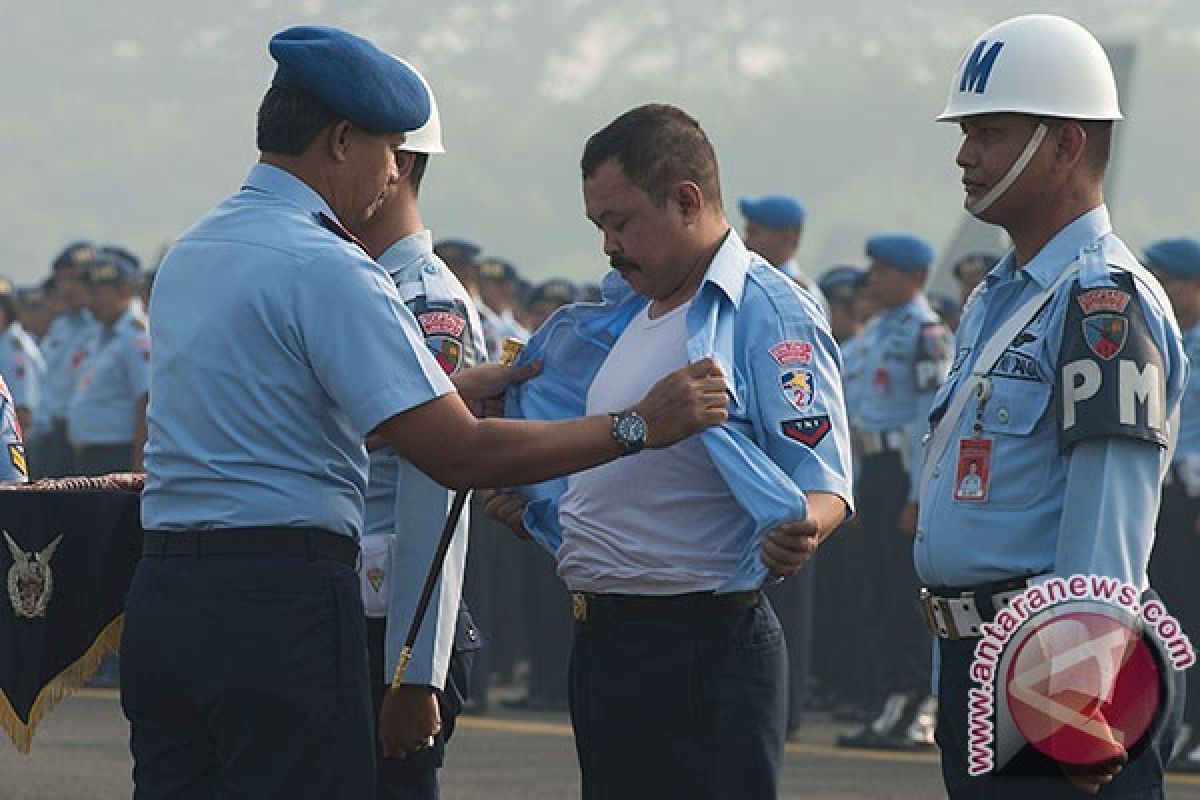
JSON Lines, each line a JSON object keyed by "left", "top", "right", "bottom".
{"left": 570, "top": 590, "right": 761, "bottom": 625}
{"left": 142, "top": 527, "right": 359, "bottom": 568}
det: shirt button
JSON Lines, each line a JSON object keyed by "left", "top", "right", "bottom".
{"left": 916, "top": 529, "right": 925, "bottom": 542}
{"left": 997, "top": 408, "right": 1010, "bottom": 424}
{"left": 423, "top": 264, "right": 436, "bottom": 275}
{"left": 932, "top": 468, "right": 940, "bottom": 479}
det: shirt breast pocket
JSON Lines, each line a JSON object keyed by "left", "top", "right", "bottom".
{"left": 978, "top": 377, "right": 1053, "bottom": 508}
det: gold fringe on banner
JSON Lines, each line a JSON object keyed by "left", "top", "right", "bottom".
{"left": 0, "top": 614, "right": 124, "bottom": 754}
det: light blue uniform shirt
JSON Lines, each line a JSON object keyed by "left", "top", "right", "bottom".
{"left": 1174, "top": 322, "right": 1200, "bottom": 463}
{"left": 506, "top": 230, "right": 854, "bottom": 592}
{"left": 839, "top": 332, "right": 868, "bottom": 428}
{"left": 858, "top": 295, "right": 953, "bottom": 502}
{"left": 142, "top": 164, "right": 455, "bottom": 538}
{"left": 66, "top": 305, "right": 149, "bottom": 446}
{"left": 915, "top": 207, "right": 1186, "bottom": 590}
{"left": 40, "top": 309, "right": 95, "bottom": 424}
{"left": 0, "top": 322, "right": 45, "bottom": 433}
{"left": 362, "top": 230, "right": 487, "bottom": 687}
{"left": 0, "top": 375, "right": 28, "bottom": 482}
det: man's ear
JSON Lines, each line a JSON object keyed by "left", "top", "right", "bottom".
{"left": 326, "top": 120, "right": 355, "bottom": 164}
{"left": 673, "top": 181, "right": 705, "bottom": 224}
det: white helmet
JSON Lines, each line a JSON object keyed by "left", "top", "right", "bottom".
{"left": 937, "top": 14, "right": 1122, "bottom": 123}
{"left": 394, "top": 57, "right": 445, "bottom": 154}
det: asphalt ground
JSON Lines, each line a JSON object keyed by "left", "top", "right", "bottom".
{"left": 3, "top": 690, "right": 1199, "bottom": 799}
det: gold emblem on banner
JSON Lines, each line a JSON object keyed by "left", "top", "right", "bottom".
{"left": 5, "top": 531, "right": 63, "bottom": 619}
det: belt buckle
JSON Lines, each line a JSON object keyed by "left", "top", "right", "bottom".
{"left": 919, "top": 588, "right": 939, "bottom": 636}
{"left": 920, "top": 589, "right": 960, "bottom": 640}
{"left": 571, "top": 592, "right": 589, "bottom": 623}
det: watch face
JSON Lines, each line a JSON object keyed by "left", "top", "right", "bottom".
{"left": 618, "top": 413, "right": 647, "bottom": 445}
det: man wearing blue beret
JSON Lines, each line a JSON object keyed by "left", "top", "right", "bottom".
{"left": 35, "top": 241, "right": 96, "bottom": 478}
{"left": 1144, "top": 237, "right": 1200, "bottom": 774}
{"left": 919, "top": 16, "right": 1186, "bottom": 796}
{"left": 123, "top": 27, "right": 728, "bottom": 800}
{"left": 739, "top": 194, "right": 826, "bottom": 312}
{"left": 839, "top": 231, "right": 952, "bottom": 752}
{"left": 66, "top": 246, "right": 147, "bottom": 476}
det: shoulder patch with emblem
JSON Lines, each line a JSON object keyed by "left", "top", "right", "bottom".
{"left": 407, "top": 295, "right": 473, "bottom": 376}
{"left": 769, "top": 340, "right": 813, "bottom": 366}
{"left": 1057, "top": 273, "right": 1166, "bottom": 451}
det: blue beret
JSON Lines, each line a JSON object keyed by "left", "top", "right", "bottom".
{"left": 866, "top": 233, "right": 935, "bottom": 271}
{"left": 478, "top": 257, "right": 518, "bottom": 283}
{"left": 84, "top": 245, "right": 141, "bottom": 286}
{"left": 1143, "top": 237, "right": 1200, "bottom": 280}
{"left": 434, "top": 238, "right": 481, "bottom": 265}
{"left": 818, "top": 265, "right": 867, "bottom": 304}
{"left": 528, "top": 279, "right": 577, "bottom": 307}
{"left": 739, "top": 194, "right": 806, "bottom": 229}
{"left": 52, "top": 240, "right": 96, "bottom": 272}
{"left": 269, "top": 26, "right": 430, "bottom": 134}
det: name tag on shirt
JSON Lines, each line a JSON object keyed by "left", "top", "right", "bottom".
{"left": 954, "top": 438, "right": 992, "bottom": 503}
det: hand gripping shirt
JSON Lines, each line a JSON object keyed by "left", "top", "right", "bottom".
{"left": 362, "top": 229, "right": 487, "bottom": 688}
{"left": 915, "top": 206, "right": 1187, "bottom": 590}
{"left": 141, "top": 164, "right": 455, "bottom": 538}
{"left": 505, "top": 230, "right": 854, "bottom": 592}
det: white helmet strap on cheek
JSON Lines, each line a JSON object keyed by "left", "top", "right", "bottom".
{"left": 967, "top": 122, "right": 1049, "bottom": 216}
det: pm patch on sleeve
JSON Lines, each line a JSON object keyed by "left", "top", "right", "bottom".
{"left": 1057, "top": 274, "right": 1167, "bottom": 451}
{"left": 914, "top": 322, "right": 953, "bottom": 391}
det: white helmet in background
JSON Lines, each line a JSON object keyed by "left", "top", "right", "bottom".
{"left": 395, "top": 57, "right": 445, "bottom": 154}
{"left": 938, "top": 15, "right": 1120, "bottom": 216}
{"left": 938, "top": 14, "right": 1122, "bottom": 123}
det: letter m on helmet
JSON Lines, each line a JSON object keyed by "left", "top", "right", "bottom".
{"left": 959, "top": 40, "right": 1005, "bottom": 94}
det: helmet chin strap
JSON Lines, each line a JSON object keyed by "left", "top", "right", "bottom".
{"left": 967, "top": 122, "right": 1049, "bottom": 216}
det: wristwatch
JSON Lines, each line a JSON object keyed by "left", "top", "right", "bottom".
{"left": 609, "top": 410, "right": 648, "bottom": 455}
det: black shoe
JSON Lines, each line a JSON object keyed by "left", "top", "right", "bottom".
{"left": 831, "top": 704, "right": 871, "bottom": 724}
{"left": 837, "top": 692, "right": 910, "bottom": 749}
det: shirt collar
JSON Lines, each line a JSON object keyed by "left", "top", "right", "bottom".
{"left": 599, "top": 227, "right": 752, "bottom": 309}
{"left": 999, "top": 204, "right": 1113, "bottom": 290}
{"left": 699, "top": 228, "right": 751, "bottom": 309}
{"left": 242, "top": 163, "right": 339, "bottom": 223}
{"left": 378, "top": 230, "right": 434, "bottom": 277}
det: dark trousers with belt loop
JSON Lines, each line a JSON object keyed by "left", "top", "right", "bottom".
{"left": 121, "top": 529, "right": 374, "bottom": 800}
{"left": 568, "top": 591, "right": 786, "bottom": 800}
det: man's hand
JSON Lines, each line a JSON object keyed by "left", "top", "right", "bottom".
{"left": 898, "top": 503, "right": 918, "bottom": 536}
{"left": 451, "top": 362, "right": 541, "bottom": 415}
{"left": 633, "top": 357, "right": 729, "bottom": 449}
{"left": 379, "top": 684, "right": 441, "bottom": 760}
{"left": 761, "top": 518, "right": 820, "bottom": 578}
{"left": 480, "top": 489, "right": 532, "bottom": 541}
{"left": 1059, "top": 753, "right": 1126, "bottom": 795}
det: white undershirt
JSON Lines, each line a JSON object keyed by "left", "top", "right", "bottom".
{"left": 557, "top": 301, "right": 749, "bottom": 594}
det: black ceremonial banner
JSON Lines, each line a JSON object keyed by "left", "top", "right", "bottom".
{"left": 0, "top": 485, "right": 142, "bottom": 752}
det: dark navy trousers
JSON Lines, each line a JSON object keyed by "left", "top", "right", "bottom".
{"left": 568, "top": 595, "right": 786, "bottom": 800}
{"left": 366, "top": 607, "right": 478, "bottom": 800}
{"left": 121, "top": 553, "right": 375, "bottom": 799}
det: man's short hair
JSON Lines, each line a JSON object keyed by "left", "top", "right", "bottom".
{"left": 256, "top": 85, "right": 339, "bottom": 155}
{"left": 581, "top": 104, "right": 722, "bottom": 208}
{"left": 407, "top": 152, "right": 429, "bottom": 195}
{"left": 1080, "top": 119, "right": 1113, "bottom": 178}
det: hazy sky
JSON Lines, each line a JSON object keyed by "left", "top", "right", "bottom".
{"left": 2, "top": 0, "right": 1198, "bottom": 287}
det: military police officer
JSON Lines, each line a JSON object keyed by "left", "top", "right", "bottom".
{"left": 1143, "top": 237, "right": 1200, "bottom": 774}
{"left": 838, "top": 233, "right": 951, "bottom": 750}
{"left": 352, "top": 58, "right": 488, "bottom": 796}
{"left": 123, "top": 27, "right": 726, "bottom": 800}
{"left": 918, "top": 15, "right": 1187, "bottom": 796}
{"left": 66, "top": 246, "right": 149, "bottom": 475}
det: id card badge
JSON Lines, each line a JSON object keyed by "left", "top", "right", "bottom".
{"left": 953, "top": 438, "right": 992, "bottom": 502}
